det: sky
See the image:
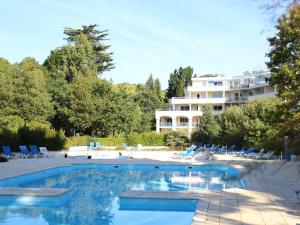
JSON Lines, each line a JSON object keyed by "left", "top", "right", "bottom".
{"left": 0, "top": 0, "right": 275, "bottom": 88}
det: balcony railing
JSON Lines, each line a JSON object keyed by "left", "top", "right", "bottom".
{"left": 159, "top": 122, "right": 172, "bottom": 127}
{"left": 176, "top": 122, "right": 189, "bottom": 127}
{"left": 226, "top": 96, "right": 248, "bottom": 102}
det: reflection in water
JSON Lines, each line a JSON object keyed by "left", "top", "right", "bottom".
{"left": 0, "top": 168, "right": 241, "bottom": 225}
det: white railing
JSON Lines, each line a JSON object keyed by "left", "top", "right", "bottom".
{"left": 226, "top": 96, "right": 248, "bottom": 102}
{"left": 159, "top": 122, "right": 172, "bottom": 127}
{"left": 176, "top": 122, "right": 189, "bottom": 127}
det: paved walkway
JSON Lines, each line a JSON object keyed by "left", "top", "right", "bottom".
{"left": 0, "top": 151, "right": 299, "bottom": 225}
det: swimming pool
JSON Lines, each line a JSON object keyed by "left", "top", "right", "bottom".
{"left": 0, "top": 164, "right": 242, "bottom": 225}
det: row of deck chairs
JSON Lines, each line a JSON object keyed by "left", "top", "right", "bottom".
{"left": 174, "top": 143, "right": 213, "bottom": 160}
{"left": 88, "top": 142, "right": 129, "bottom": 150}
{"left": 200, "top": 144, "right": 275, "bottom": 159}
{"left": 1, "top": 145, "right": 49, "bottom": 158}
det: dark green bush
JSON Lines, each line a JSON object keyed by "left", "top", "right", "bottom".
{"left": 126, "top": 132, "right": 165, "bottom": 146}
{"left": 0, "top": 120, "right": 68, "bottom": 151}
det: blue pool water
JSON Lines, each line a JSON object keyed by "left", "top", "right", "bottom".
{"left": 0, "top": 164, "right": 242, "bottom": 225}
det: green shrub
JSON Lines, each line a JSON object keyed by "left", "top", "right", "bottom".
{"left": 69, "top": 136, "right": 125, "bottom": 146}
{"left": 126, "top": 132, "right": 165, "bottom": 146}
{"left": 113, "top": 145, "right": 127, "bottom": 150}
{"left": 164, "top": 131, "right": 190, "bottom": 150}
{"left": 95, "top": 138, "right": 125, "bottom": 146}
{"left": 0, "top": 120, "right": 68, "bottom": 151}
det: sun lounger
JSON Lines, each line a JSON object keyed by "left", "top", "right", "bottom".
{"left": 95, "top": 142, "right": 101, "bottom": 150}
{"left": 179, "top": 145, "right": 197, "bottom": 159}
{"left": 19, "top": 145, "right": 32, "bottom": 158}
{"left": 241, "top": 148, "right": 255, "bottom": 157}
{"left": 1, "top": 146, "right": 16, "bottom": 158}
{"left": 39, "top": 147, "right": 49, "bottom": 157}
{"left": 251, "top": 149, "right": 265, "bottom": 159}
{"left": 232, "top": 147, "right": 246, "bottom": 157}
{"left": 261, "top": 151, "right": 274, "bottom": 160}
{"left": 29, "top": 145, "right": 43, "bottom": 158}
{"left": 88, "top": 142, "right": 95, "bottom": 150}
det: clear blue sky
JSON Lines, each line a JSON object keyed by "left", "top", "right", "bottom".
{"left": 0, "top": 0, "right": 274, "bottom": 88}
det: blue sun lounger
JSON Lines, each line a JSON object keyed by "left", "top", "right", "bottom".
{"left": 19, "top": 145, "right": 32, "bottom": 158}
{"left": 29, "top": 145, "right": 43, "bottom": 157}
{"left": 179, "top": 145, "right": 197, "bottom": 159}
{"left": 89, "top": 142, "right": 95, "bottom": 150}
{"left": 1, "top": 146, "right": 16, "bottom": 158}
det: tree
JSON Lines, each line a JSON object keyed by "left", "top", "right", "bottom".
{"left": 216, "top": 106, "right": 247, "bottom": 147}
{"left": 134, "top": 84, "right": 165, "bottom": 131}
{"left": 145, "top": 74, "right": 155, "bottom": 91}
{"left": 256, "top": 0, "right": 300, "bottom": 24}
{"left": 266, "top": 6, "right": 300, "bottom": 107}
{"left": 166, "top": 66, "right": 193, "bottom": 98}
{"left": 46, "top": 77, "right": 71, "bottom": 133}
{"left": 68, "top": 75, "right": 111, "bottom": 135}
{"left": 64, "top": 24, "right": 114, "bottom": 74}
{"left": 0, "top": 58, "right": 53, "bottom": 123}
{"left": 191, "top": 105, "right": 220, "bottom": 144}
{"left": 98, "top": 91, "right": 142, "bottom": 137}
{"left": 242, "top": 97, "right": 282, "bottom": 147}
{"left": 44, "top": 34, "right": 97, "bottom": 82}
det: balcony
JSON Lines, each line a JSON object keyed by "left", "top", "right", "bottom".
{"left": 155, "top": 110, "right": 203, "bottom": 119}
{"left": 248, "top": 92, "right": 275, "bottom": 101}
{"left": 226, "top": 96, "right": 248, "bottom": 103}
{"left": 159, "top": 122, "right": 172, "bottom": 127}
{"left": 171, "top": 97, "right": 226, "bottom": 104}
{"left": 176, "top": 122, "right": 189, "bottom": 127}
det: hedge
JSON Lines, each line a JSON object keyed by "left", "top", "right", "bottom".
{"left": 69, "top": 136, "right": 125, "bottom": 146}
{"left": 126, "top": 132, "right": 165, "bottom": 146}
{"left": 0, "top": 119, "right": 68, "bottom": 151}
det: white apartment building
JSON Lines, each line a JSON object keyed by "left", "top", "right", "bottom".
{"left": 155, "top": 73, "right": 276, "bottom": 137}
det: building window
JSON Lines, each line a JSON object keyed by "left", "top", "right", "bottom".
{"left": 208, "top": 81, "right": 223, "bottom": 86}
{"left": 164, "top": 118, "right": 172, "bottom": 123}
{"left": 180, "top": 117, "right": 188, "bottom": 123}
{"left": 213, "top": 105, "right": 223, "bottom": 111}
{"left": 180, "top": 106, "right": 189, "bottom": 111}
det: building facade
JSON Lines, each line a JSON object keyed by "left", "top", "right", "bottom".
{"left": 155, "top": 73, "right": 275, "bottom": 137}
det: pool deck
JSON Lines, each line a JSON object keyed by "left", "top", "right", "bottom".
{"left": 0, "top": 150, "right": 299, "bottom": 225}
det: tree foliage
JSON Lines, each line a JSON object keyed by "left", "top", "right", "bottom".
{"left": 64, "top": 24, "right": 114, "bottom": 74}
{"left": 191, "top": 105, "right": 220, "bottom": 144}
{"left": 0, "top": 58, "right": 53, "bottom": 122}
{"left": 266, "top": 5, "right": 300, "bottom": 106}
{"left": 166, "top": 66, "right": 193, "bottom": 98}
{"left": 191, "top": 98, "right": 284, "bottom": 151}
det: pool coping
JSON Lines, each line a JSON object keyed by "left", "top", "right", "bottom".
{"left": 0, "top": 161, "right": 245, "bottom": 181}
{"left": 119, "top": 190, "right": 224, "bottom": 225}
